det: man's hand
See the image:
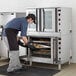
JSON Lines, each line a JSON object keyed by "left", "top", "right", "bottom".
{"left": 22, "top": 36, "right": 28, "bottom": 45}
{"left": 17, "top": 36, "right": 22, "bottom": 41}
{"left": 17, "top": 36, "right": 28, "bottom": 45}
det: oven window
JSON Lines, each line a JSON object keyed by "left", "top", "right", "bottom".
{"left": 45, "top": 11, "right": 52, "bottom": 29}
{"left": 44, "top": 8, "right": 55, "bottom": 32}
{"left": 44, "top": 9, "right": 52, "bottom": 30}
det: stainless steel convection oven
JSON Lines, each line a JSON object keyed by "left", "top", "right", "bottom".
{"left": 0, "top": 7, "right": 72, "bottom": 70}
{"left": 26, "top": 7, "right": 72, "bottom": 70}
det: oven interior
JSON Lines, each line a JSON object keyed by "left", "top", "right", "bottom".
{"left": 29, "top": 37, "right": 51, "bottom": 58}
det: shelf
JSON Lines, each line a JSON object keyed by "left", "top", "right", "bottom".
{"left": 32, "top": 41, "right": 50, "bottom": 43}
{"left": 32, "top": 54, "right": 51, "bottom": 58}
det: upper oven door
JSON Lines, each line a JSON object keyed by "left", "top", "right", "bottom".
{"left": 44, "top": 8, "right": 55, "bottom": 32}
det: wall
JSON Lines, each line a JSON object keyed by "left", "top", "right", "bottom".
{"left": 0, "top": 0, "right": 76, "bottom": 63}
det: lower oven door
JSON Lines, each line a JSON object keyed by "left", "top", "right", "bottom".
{"left": 29, "top": 37, "right": 54, "bottom": 64}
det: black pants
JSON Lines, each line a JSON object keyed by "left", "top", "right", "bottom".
{"left": 5, "top": 28, "right": 19, "bottom": 51}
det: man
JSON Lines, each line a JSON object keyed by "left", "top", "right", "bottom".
{"left": 3, "top": 14, "right": 35, "bottom": 73}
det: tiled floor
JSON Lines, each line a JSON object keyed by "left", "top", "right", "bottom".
{"left": 54, "top": 63, "right": 76, "bottom": 76}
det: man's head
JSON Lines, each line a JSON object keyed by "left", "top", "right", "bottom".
{"left": 26, "top": 14, "right": 35, "bottom": 24}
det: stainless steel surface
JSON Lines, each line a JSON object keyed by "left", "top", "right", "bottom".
{"left": 27, "top": 31, "right": 60, "bottom": 37}
{"left": 36, "top": 9, "right": 40, "bottom": 31}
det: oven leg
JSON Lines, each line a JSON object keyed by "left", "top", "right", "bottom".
{"left": 58, "top": 63, "right": 61, "bottom": 70}
{"left": 29, "top": 49, "right": 32, "bottom": 66}
{"left": 29, "top": 56, "right": 32, "bottom": 66}
{"left": 28, "top": 48, "right": 32, "bottom": 66}
{"left": 58, "top": 59, "right": 61, "bottom": 70}
{"left": 69, "top": 59, "right": 71, "bottom": 65}
{"left": 68, "top": 56, "right": 72, "bottom": 65}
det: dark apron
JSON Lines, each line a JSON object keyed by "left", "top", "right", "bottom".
{"left": 5, "top": 28, "right": 19, "bottom": 51}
